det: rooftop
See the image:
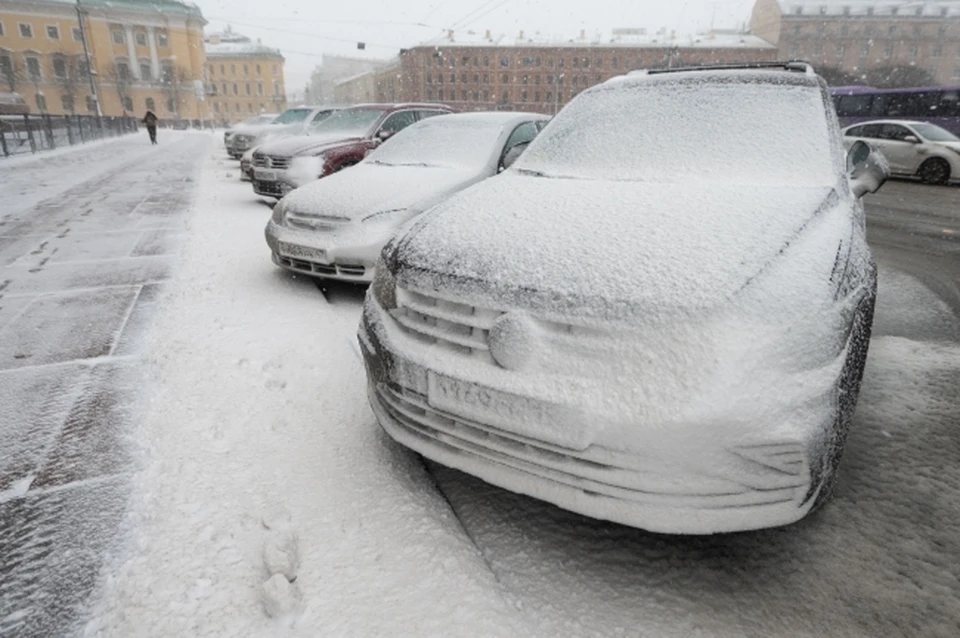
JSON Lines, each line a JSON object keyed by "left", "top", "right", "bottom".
{"left": 46, "top": 0, "right": 205, "bottom": 20}
{"left": 778, "top": 1, "right": 960, "bottom": 18}
{"left": 205, "top": 27, "right": 284, "bottom": 59}
{"left": 414, "top": 28, "right": 775, "bottom": 50}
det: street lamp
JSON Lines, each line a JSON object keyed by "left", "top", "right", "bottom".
{"left": 75, "top": 0, "right": 102, "bottom": 117}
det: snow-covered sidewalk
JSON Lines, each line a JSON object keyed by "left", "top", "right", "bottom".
{"left": 89, "top": 149, "right": 525, "bottom": 636}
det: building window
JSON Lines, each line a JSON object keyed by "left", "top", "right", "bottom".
{"left": 123, "top": 96, "right": 133, "bottom": 111}
{"left": 35, "top": 93, "right": 46, "bottom": 111}
{"left": 220, "top": 64, "right": 225, "bottom": 75}
{"left": 82, "top": 95, "right": 93, "bottom": 111}
{"left": 0, "top": 55, "right": 12, "bottom": 80}
{"left": 257, "top": 83, "right": 263, "bottom": 95}
{"left": 167, "top": 97, "right": 175, "bottom": 112}
{"left": 141, "top": 64, "right": 152, "bottom": 81}
{"left": 248, "top": 103, "right": 254, "bottom": 112}
{"left": 158, "top": 31, "right": 168, "bottom": 47}
{"left": 837, "top": 44, "right": 845, "bottom": 58}
{"left": 913, "top": 26, "right": 922, "bottom": 38}
{"left": 522, "top": 74, "right": 528, "bottom": 84}
{"left": 840, "top": 25, "right": 849, "bottom": 37}
{"left": 473, "top": 73, "right": 479, "bottom": 83}
{"left": 483, "top": 56, "right": 489, "bottom": 67}
{"left": 909, "top": 45, "right": 919, "bottom": 58}
{"left": 161, "top": 64, "right": 173, "bottom": 82}
{"left": 117, "top": 61, "right": 130, "bottom": 79}
{"left": 61, "top": 94, "right": 74, "bottom": 111}
{"left": 72, "top": 27, "right": 83, "bottom": 41}
{"left": 883, "top": 44, "right": 893, "bottom": 59}
{"left": 426, "top": 72, "right": 432, "bottom": 84}
{"left": 933, "top": 46, "right": 943, "bottom": 58}
{"left": 437, "top": 88, "right": 443, "bottom": 100}
{"left": 136, "top": 32, "right": 147, "bottom": 47}
{"left": 46, "top": 25, "right": 60, "bottom": 40}
{"left": 25, "top": 57, "right": 42, "bottom": 80}
{"left": 449, "top": 73, "right": 455, "bottom": 83}
{"left": 790, "top": 44, "right": 800, "bottom": 57}
{"left": 19, "top": 23, "right": 33, "bottom": 38}
{"left": 214, "top": 102, "right": 220, "bottom": 112}
{"left": 235, "top": 103, "right": 240, "bottom": 112}
{"left": 112, "top": 29, "right": 124, "bottom": 44}
{"left": 256, "top": 64, "right": 261, "bottom": 74}
{"left": 501, "top": 72, "right": 508, "bottom": 83}
{"left": 817, "top": 24, "right": 825, "bottom": 36}
{"left": 52, "top": 55, "right": 68, "bottom": 79}
{"left": 273, "top": 81, "right": 280, "bottom": 95}
{"left": 243, "top": 64, "right": 248, "bottom": 75}
{"left": 793, "top": 25, "right": 801, "bottom": 36}
{"left": 483, "top": 73, "right": 489, "bottom": 83}
{"left": 273, "top": 65, "right": 278, "bottom": 75}
{"left": 0, "top": 22, "right": 4, "bottom": 37}
{"left": 954, "top": 67, "right": 960, "bottom": 79}
{"left": 887, "top": 26, "right": 897, "bottom": 37}
{"left": 611, "top": 57, "right": 618, "bottom": 69}
{"left": 859, "top": 43, "right": 870, "bottom": 57}
{"left": 233, "top": 83, "right": 238, "bottom": 95}
{"left": 221, "top": 82, "right": 227, "bottom": 94}
{"left": 864, "top": 26, "right": 872, "bottom": 37}
{"left": 460, "top": 89, "right": 467, "bottom": 100}
{"left": 231, "top": 64, "right": 236, "bottom": 74}
{"left": 500, "top": 57, "right": 509, "bottom": 67}
{"left": 813, "top": 43, "right": 823, "bottom": 56}
{"left": 245, "top": 83, "right": 251, "bottom": 95}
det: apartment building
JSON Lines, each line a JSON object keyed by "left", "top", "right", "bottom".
{"left": 204, "top": 26, "right": 287, "bottom": 124}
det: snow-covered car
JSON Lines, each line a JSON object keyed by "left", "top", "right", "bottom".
{"left": 240, "top": 147, "right": 257, "bottom": 181}
{"left": 251, "top": 103, "right": 453, "bottom": 198}
{"left": 842, "top": 120, "right": 960, "bottom": 185}
{"left": 224, "top": 113, "right": 278, "bottom": 153}
{"left": 265, "top": 112, "right": 547, "bottom": 282}
{"left": 226, "top": 106, "right": 340, "bottom": 158}
{"left": 358, "top": 63, "right": 890, "bottom": 535}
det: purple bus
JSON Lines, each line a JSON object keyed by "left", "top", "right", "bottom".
{"left": 830, "top": 85, "right": 960, "bottom": 135}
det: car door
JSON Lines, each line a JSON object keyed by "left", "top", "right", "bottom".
{"left": 876, "top": 124, "right": 924, "bottom": 174}
{"left": 376, "top": 110, "right": 419, "bottom": 139}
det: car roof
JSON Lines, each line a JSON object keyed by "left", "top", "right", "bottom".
{"left": 346, "top": 102, "right": 454, "bottom": 111}
{"left": 420, "top": 111, "right": 549, "bottom": 125}
{"left": 604, "top": 66, "right": 822, "bottom": 91}
{"left": 842, "top": 119, "right": 927, "bottom": 128}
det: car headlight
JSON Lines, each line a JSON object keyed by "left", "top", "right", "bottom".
{"left": 370, "top": 256, "right": 397, "bottom": 311}
{"left": 271, "top": 198, "right": 287, "bottom": 225}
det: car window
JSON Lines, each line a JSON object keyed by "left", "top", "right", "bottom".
{"left": 311, "top": 110, "right": 334, "bottom": 123}
{"left": 859, "top": 124, "right": 884, "bottom": 139}
{"left": 379, "top": 110, "right": 418, "bottom": 133}
{"left": 845, "top": 125, "right": 865, "bottom": 137}
{"left": 415, "top": 109, "right": 448, "bottom": 121}
{"left": 504, "top": 122, "right": 539, "bottom": 150}
{"left": 879, "top": 124, "right": 912, "bottom": 141}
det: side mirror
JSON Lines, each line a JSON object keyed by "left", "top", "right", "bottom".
{"left": 377, "top": 129, "right": 395, "bottom": 142}
{"left": 847, "top": 140, "right": 889, "bottom": 199}
{"left": 903, "top": 134, "right": 920, "bottom": 144}
{"left": 500, "top": 141, "right": 530, "bottom": 171}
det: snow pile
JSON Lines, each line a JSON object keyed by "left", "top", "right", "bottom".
{"left": 87, "top": 148, "right": 524, "bottom": 636}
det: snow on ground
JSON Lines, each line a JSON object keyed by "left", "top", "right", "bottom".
{"left": 88, "top": 149, "right": 524, "bottom": 636}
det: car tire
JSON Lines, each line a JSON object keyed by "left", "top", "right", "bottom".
{"left": 918, "top": 158, "right": 950, "bottom": 185}
{"left": 809, "top": 279, "right": 876, "bottom": 512}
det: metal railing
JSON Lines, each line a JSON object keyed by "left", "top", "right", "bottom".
{"left": 0, "top": 114, "right": 139, "bottom": 158}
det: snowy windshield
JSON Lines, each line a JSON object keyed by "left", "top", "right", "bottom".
{"left": 912, "top": 122, "right": 960, "bottom": 142}
{"left": 272, "top": 108, "right": 312, "bottom": 124}
{"left": 366, "top": 119, "right": 505, "bottom": 168}
{"left": 310, "top": 108, "right": 384, "bottom": 136}
{"left": 515, "top": 81, "right": 835, "bottom": 184}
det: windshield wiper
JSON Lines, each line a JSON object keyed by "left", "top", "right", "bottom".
{"left": 514, "top": 168, "right": 550, "bottom": 177}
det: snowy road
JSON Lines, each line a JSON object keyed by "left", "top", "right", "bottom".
{"left": 1, "top": 140, "right": 958, "bottom": 637}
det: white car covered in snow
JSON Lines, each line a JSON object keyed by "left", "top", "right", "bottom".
{"left": 359, "top": 63, "right": 890, "bottom": 534}
{"left": 842, "top": 119, "right": 960, "bottom": 185}
{"left": 264, "top": 112, "right": 548, "bottom": 283}
{"left": 226, "top": 106, "right": 340, "bottom": 158}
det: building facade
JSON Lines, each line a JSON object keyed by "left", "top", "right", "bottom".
{"left": 204, "top": 26, "right": 286, "bottom": 124}
{"left": 310, "top": 54, "right": 387, "bottom": 105}
{"left": 749, "top": 0, "right": 960, "bottom": 86}
{"left": 0, "top": 0, "right": 208, "bottom": 119}
{"left": 334, "top": 30, "right": 776, "bottom": 113}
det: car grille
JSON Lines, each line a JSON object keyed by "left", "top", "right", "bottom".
{"left": 276, "top": 255, "right": 365, "bottom": 278}
{"left": 285, "top": 213, "right": 350, "bottom": 232}
{"left": 254, "top": 180, "right": 284, "bottom": 196}
{"left": 374, "top": 382, "right": 808, "bottom": 509}
{"left": 393, "top": 287, "right": 502, "bottom": 354}
{"left": 253, "top": 154, "right": 291, "bottom": 170}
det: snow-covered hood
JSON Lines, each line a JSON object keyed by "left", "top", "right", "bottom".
{"left": 257, "top": 133, "right": 363, "bottom": 158}
{"left": 391, "top": 174, "right": 838, "bottom": 319}
{"left": 281, "top": 163, "right": 484, "bottom": 221}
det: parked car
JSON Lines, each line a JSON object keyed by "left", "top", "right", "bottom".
{"left": 251, "top": 103, "right": 454, "bottom": 199}
{"left": 226, "top": 106, "right": 339, "bottom": 158}
{"left": 265, "top": 112, "right": 547, "bottom": 282}
{"left": 224, "top": 113, "right": 278, "bottom": 151}
{"left": 358, "top": 63, "right": 889, "bottom": 535}
{"left": 842, "top": 119, "right": 960, "bottom": 185}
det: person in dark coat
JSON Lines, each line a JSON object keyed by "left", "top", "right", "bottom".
{"left": 143, "top": 110, "right": 158, "bottom": 145}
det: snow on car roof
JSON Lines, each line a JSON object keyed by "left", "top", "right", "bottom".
{"left": 424, "top": 111, "right": 549, "bottom": 125}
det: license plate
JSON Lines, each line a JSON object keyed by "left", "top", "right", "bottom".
{"left": 255, "top": 169, "right": 277, "bottom": 181}
{"left": 278, "top": 242, "right": 326, "bottom": 262}
{"left": 426, "top": 372, "right": 588, "bottom": 449}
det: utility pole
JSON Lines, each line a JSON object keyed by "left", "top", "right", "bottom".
{"left": 75, "top": 0, "right": 103, "bottom": 117}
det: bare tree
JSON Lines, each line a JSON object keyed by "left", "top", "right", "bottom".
{"left": 51, "top": 52, "right": 83, "bottom": 114}
{"left": 1, "top": 53, "right": 26, "bottom": 93}
{"left": 104, "top": 64, "right": 134, "bottom": 115}
{"left": 160, "top": 66, "right": 193, "bottom": 118}
{"left": 815, "top": 65, "right": 863, "bottom": 87}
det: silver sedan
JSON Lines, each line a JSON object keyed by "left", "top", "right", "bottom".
{"left": 264, "top": 112, "right": 548, "bottom": 283}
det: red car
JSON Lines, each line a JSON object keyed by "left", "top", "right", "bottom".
{"left": 251, "top": 103, "right": 454, "bottom": 198}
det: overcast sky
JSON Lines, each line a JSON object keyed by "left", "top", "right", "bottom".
{"left": 194, "top": 0, "right": 758, "bottom": 92}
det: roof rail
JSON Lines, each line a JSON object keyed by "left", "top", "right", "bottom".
{"left": 645, "top": 61, "right": 815, "bottom": 76}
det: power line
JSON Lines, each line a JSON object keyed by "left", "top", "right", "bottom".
{"left": 446, "top": 0, "right": 505, "bottom": 31}
{"left": 457, "top": 0, "right": 515, "bottom": 31}
{"left": 204, "top": 16, "right": 422, "bottom": 51}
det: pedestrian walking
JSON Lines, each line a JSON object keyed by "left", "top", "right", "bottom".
{"left": 143, "top": 110, "right": 158, "bottom": 145}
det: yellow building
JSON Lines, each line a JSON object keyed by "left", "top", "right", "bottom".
{"left": 0, "top": 0, "right": 209, "bottom": 120}
{"left": 204, "top": 27, "right": 287, "bottom": 125}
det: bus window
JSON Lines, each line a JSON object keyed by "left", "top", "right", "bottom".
{"left": 908, "top": 91, "right": 940, "bottom": 115}
{"left": 837, "top": 94, "right": 872, "bottom": 116}
{"left": 939, "top": 91, "right": 959, "bottom": 116}
{"left": 885, "top": 93, "right": 908, "bottom": 116}
{"left": 870, "top": 95, "right": 889, "bottom": 115}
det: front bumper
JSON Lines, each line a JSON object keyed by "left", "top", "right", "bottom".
{"left": 358, "top": 295, "right": 846, "bottom": 534}
{"left": 264, "top": 220, "right": 384, "bottom": 283}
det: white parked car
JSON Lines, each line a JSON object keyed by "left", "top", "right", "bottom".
{"left": 226, "top": 106, "right": 340, "bottom": 158}
{"left": 359, "top": 63, "right": 889, "bottom": 534}
{"left": 264, "top": 112, "right": 548, "bottom": 283}
{"left": 842, "top": 120, "right": 960, "bottom": 185}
